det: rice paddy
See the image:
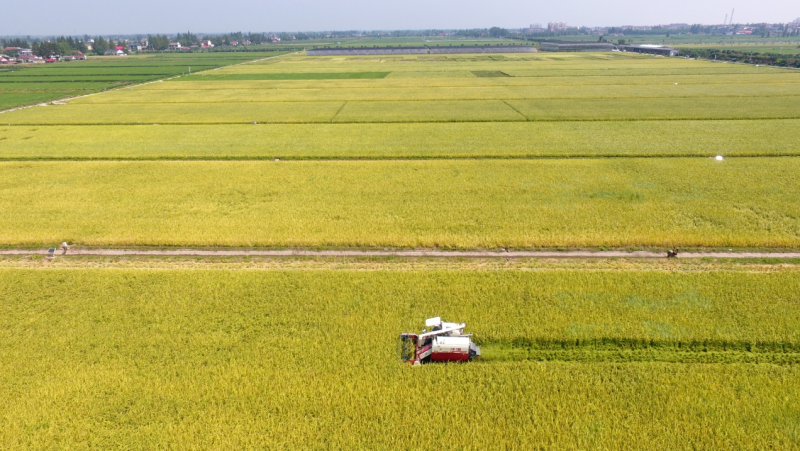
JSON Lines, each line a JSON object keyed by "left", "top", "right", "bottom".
{"left": 3, "top": 49, "right": 800, "bottom": 448}
{"left": 1, "top": 262, "right": 799, "bottom": 448}
{"left": 0, "top": 158, "right": 799, "bottom": 248}
{"left": 0, "top": 51, "right": 286, "bottom": 111}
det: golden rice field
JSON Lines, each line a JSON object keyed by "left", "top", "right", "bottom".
{"left": 2, "top": 119, "right": 798, "bottom": 159}
{"left": 0, "top": 52, "right": 799, "bottom": 248}
{"left": 1, "top": 262, "right": 799, "bottom": 448}
{"left": 0, "top": 158, "right": 799, "bottom": 248}
{"left": 2, "top": 50, "right": 800, "bottom": 448}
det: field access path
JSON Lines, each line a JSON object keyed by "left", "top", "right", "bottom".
{"left": 2, "top": 248, "right": 799, "bottom": 259}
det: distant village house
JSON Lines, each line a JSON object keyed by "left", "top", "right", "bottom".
{"left": 104, "top": 47, "right": 126, "bottom": 56}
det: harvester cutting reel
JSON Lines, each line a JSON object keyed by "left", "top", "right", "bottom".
{"left": 398, "top": 317, "right": 481, "bottom": 365}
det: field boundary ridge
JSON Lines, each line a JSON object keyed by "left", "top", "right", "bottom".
{"left": 2, "top": 248, "right": 800, "bottom": 259}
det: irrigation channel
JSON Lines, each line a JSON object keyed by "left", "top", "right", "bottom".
{"left": 2, "top": 248, "right": 800, "bottom": 258}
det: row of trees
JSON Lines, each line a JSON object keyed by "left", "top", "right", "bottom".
{"left": 680, "top": 48, "right": 800, "bottom": 68}
{"left": 31, "top": 37, "right": 88, "bottom": 56}
{"left": 2, "top": 37, "right": 30, "bottom": 48}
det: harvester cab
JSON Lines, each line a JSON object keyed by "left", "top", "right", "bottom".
{"left": 398, "top": 317, "right": 481, "bottom": 365}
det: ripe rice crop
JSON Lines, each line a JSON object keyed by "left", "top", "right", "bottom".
{"left": 0, "top": 158, "right": 798, "bottom": 248}
{"left": 9, "top": 95, "right": 798, "bottom": 124}
{"left": 8, "top": 92, "right": 799, "bottom": 125}
{"left": 507, "top": 96, "right": 800, "bottom": 121}
{"left": 1, "top": 267, "right": 798, "bottom": 448}
{"left": 193, "top": 71, "right": 391, "bottom": 80}
{"left": 72, "top": 82, "right": 800, "bottom": 103}
{"left": 0, "top": 119, "right": 797, "bottom": 160}
{"left": 161, "top": 72, "right": 800, "bottom": 89}
{"left": 332, "top": 99, "right": 525, "bottom": 122}
{"left": 1, "top": 101, "right": 346, "bottom": 124}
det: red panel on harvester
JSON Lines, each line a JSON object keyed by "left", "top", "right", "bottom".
{"left": 431, "top": 336, "right": 471, "bottom": 362}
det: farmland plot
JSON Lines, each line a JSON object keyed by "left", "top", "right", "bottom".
{"left": 3, "top": 49, "right": 800, "bottom": 449}
{"left": 0, "top": 51, "right": 285, "bottom": 111}
{"left": 0, "top": 158, "right": 798, "bottom": 248}
{"left": 1, "top": 266, "right": 799, "bottom": 448}
{"left": 3, "top": 119, "right": 798, "bottom": 160}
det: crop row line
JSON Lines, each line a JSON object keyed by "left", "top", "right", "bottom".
{"left": 2, "top": 117, "right": 796, "bottom": 127}
{"left": 3, "top": 248, "right": 800, "bottom": 259}
{"left": 70, "top": 94, "right": 800, "bottom": 103}
{"left": 2, "top": 154, "right": 799, "bottom": 162}
{"left": 6, "top": 116, "right": 800, "bottom": 125}
{"left": 135, "top": 81, "right": 800, "bottom": 91}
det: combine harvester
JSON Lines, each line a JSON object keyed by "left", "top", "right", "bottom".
{"left": 398, "top": 317, "right": 481, "bottom": 365}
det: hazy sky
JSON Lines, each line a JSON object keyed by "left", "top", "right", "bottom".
{"left": 5, "top": 0, "right": 798, "bottom": 36}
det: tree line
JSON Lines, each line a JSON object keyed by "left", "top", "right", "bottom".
{"left": 680, "top": 48, "right": 800, "bottom": 68}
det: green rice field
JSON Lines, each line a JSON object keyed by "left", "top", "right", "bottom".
{"left": 0, "top": 52, "right": 286, "bottom": 111}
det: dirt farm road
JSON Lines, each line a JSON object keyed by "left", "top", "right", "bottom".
{"left": 2, "top": 248, "right": 800, "bottom": 259}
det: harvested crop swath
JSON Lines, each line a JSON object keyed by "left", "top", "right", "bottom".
{"left": 0, "top": 268, "right": 798, "bottom": 448}
{"left": 0, "top": 158, "right": 798, "bottom": 247}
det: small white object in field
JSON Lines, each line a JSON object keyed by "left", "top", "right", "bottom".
{"left": 715, "top": 155, "right": 724, "bottom": 161}
{"left": 674, "top": 83, "right": 678, "bottom": 85}
{"left": 252, "top": 122, "right": 257, "bottom": 125}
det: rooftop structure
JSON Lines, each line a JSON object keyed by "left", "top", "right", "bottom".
{"left": 431, "top": 46, "right": 537, "bottom": 54}
{"left": 618, "top": 44, "right": 678, "bottom": 57}
{"left": 539, "top": 41, "right": 615, "bottom": 52}
{"left": 307, "top": 46, "right": 428, "bottom": 56}
{"left": 306, "top": 45, "right": 537, "bottom": 56}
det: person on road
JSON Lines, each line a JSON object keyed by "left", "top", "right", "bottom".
{"left": 61, "top": 242, "right": 69, "bottom": 255}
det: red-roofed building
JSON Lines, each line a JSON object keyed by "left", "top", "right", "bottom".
{"left": 17, "top": 54, "right": 44, "bottom": 63}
